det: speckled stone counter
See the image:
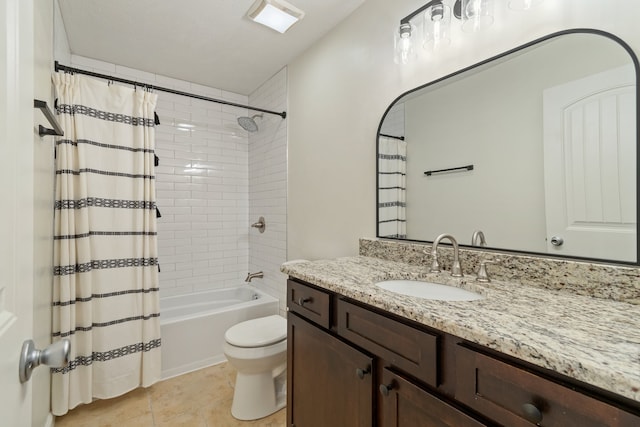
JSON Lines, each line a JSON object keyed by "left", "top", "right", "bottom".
{"left": 281, "top": 256, "right": 640, "bottom": 403}
{"left": 360, "top": 238, "right": 640, "bottom": 304}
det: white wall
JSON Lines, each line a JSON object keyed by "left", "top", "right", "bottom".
{"left": 287, "top": 0, "right": 640, "bottom": 260}
{"left": 248, "top": 68, "right": 288, "bottom": 315}
{"left": 52, "top": 0, "right": 70, "bottom": 65}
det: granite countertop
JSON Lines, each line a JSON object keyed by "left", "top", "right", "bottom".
{"left": 281, "top": 256, "right": 640, "bottom": 403}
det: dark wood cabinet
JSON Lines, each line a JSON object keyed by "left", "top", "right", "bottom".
{"left": 379, "top": 368, "right": 488, "bottom": 427}
{"left": 456, "top": 345, "right": 640, "bottom": 427}
{"left": 337, "top": 299, "right": 439, "bottom": 387}
{"left": 287, "top": 279, "right": 332, "bottom": 329}
{"left": 287, "top": 312, "right": 373, "bottom": 427}
{"left": 287, "top": 278, "right": 640, "bottom": 427}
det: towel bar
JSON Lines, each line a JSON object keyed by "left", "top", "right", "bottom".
{"left": 34, "top": 99, "right": 64, "bottom": 137}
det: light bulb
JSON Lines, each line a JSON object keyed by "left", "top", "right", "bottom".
{"left": 461, "top": 0, "right": 494, "bottom": 33}
{"left": 423, "top": 3, "right": 451, "bottom": 51}
{"left": 394, "top": 23, "right": 417, "bottom": 64}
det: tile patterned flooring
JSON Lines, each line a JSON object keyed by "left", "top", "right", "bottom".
{"left": 55, "top": 363, "right": 285, "bottom": 427}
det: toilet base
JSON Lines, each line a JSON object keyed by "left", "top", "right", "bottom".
{"left": 231, "top": 368, "right": 286, "bottom": 420}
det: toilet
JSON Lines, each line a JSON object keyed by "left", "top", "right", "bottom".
{"left": 223, "top": 314, "right": 287, "bottom": 420}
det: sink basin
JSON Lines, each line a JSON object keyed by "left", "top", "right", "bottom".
{"left": 375, "top": 280, "right": 483, "bottom": 301}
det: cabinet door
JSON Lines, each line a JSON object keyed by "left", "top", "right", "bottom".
{"left": 379, "top": 369, "right": 486, "bottom": 427}
{"left": 288, "top": 312, "right": 374, "bottom": 427}
{"left": 379, "top": 368, "right": 488, "bottom": 427}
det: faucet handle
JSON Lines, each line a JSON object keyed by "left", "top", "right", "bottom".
{"left": 422, "top": 248, "right": 440, "bottom": 272}
{"left": 451, "top": 259, "right": 463, "bottom": 277}
{"left": 425, "top": 249, "right": 442, "bottom": 273}
{"left": 476, "top": 257, "right": 497, "bottom": 283}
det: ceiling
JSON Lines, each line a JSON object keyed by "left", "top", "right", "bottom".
{"left": 57, "top": 0, "right": 367, "bottom": 95}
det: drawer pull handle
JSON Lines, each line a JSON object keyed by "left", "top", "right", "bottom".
{"left": 379, "top": 382, "right": 395, "bottom": 397}
{"left": 298, "top": 297, "right": 312, "bottom": 306}
{"left": 522, "top": 403, "right": 543, "bottom": 424}
{"left": 356, "top": 367, "right": 370, "bottom": 379}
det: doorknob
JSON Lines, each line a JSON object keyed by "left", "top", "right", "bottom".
{"left": 550, "top": 236, "right": 564, "bottom": 246}
{"left": 19, "top": 339, "right": 70, "bottom": 383}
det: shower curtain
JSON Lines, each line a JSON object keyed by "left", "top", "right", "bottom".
{"left": 51, "top": 72, "right": 161, "bottom": 415}
{"left": 378, "top": 136, "right": 407, "bottom": 239}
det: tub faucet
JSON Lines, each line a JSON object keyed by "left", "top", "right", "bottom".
{"left": 430, "top": 233, "right": 463, "bottom": 277}
{"left": 245, "top": 271, "right": 264, "bottom": 282}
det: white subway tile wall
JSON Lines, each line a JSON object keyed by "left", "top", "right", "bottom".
{"left": 68, "top": 55, "right": 287, "bottom": 300}
{"left": 248, "top": 68, "right": 289, "bottom": 316}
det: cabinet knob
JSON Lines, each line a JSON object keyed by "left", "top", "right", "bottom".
{"left": 522, "top": 402, "right": 543, "bottom": 424}
{"left": 356, "top": 367, "right": 370, "bottom": 379}
{"left": 379, "top": 382, "right": 395, "bottom": 397}
{"left": 297, "top": 297, "right": 312, "bottom": 306}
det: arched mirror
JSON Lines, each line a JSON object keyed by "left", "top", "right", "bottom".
{"left": 377, "top": 29, "right": 639, "bottom": 265}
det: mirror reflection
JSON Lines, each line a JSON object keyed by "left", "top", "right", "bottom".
{"left": 377, "top": 31, "right": 638, "bottom": 264}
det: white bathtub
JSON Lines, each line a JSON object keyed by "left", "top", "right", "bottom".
{"left": 160, "top": 285, "right": 279, "bottom": 379}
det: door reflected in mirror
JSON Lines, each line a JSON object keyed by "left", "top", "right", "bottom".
{"left": 377, "top": 30, "right": 638, "bottom": 264}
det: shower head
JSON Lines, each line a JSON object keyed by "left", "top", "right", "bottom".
{"left": 237, "top": 114, "right": 263, "bottom": 133}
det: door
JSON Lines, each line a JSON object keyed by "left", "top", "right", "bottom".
{"left": 379, "top": 368, "right": 487, "bottom": 427}
{"left": 0, "top": 0, "right": 35, "bottom": 425}
{"left": 288, "top": 312, "right": 374, "bottom": 427}
{"left": 543, "top": 65, "right": 636, "bottom": 261}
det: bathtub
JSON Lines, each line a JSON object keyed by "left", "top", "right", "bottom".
{"left": 160, "top": 285, "right": 279, "bottom": 379}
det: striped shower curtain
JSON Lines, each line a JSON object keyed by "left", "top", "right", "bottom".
{"left": 378, "top": 136, "right": 407, "bottom": 239}
{"left": 51, "top": 73, "right": 161, "bottom": 415}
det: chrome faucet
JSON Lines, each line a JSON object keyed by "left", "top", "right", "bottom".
{"left": 245, "top": 271, "right": 264, "bottom": 282}
{"left": 471, "top": 230, "right": 487, "bottom": 247}
{"left": 430, "top": 234, "right": 463, "bottom": 277}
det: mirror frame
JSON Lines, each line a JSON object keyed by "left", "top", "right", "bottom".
{"left": 376, "top": 28, "right": 640, "bottom": 266}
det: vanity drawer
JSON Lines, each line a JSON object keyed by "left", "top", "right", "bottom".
{"left": 337, "top": 299, "right": 438, "bottom": 387}
{"left": 287, "top": 279, "right": 331, "bottom": 329}
{"left": 456, "top": 345, "right": 640, "bottom": 427}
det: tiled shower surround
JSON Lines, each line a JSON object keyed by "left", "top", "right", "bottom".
{"left": 248, "top": 69, "right": 288, "bottom": 315}
{"left": 68, "top": 55, "right": 288, "bottom": 307}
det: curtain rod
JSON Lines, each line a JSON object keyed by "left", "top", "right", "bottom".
{"left": 54, "top": 61, "right": 287, "bottom": 119}
{"left": 379, "top": 133, "right": 405, "bottom": 141}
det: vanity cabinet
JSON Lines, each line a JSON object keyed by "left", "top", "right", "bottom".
{"left": 288, "top": 312, "right": 373, "bottom": 427}
{"left": 379, "top": 368, "right": 487, "bottom": 427}
{"left": 456, "top": 345, "right": 640, "bottom": 427}
{"left": 286, "top": 278, "right": 640, "bottom": 427}
{"left": 287, "top": 279, "right": 486, "bottom": 427}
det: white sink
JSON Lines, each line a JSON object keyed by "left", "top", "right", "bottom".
{"left": 375, "top": 280, "right": 483, "bottom": 301}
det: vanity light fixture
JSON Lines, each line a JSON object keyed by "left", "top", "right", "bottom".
{"left": 247, "top": 0, "right": 305, "bottom": 34}
{"left": 394, "top": 0, "right": 541, "bottom": 64}
{"left": 508, "top": 0, "right": 544, "bottom": 10}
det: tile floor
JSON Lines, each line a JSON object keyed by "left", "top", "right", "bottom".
{"left": 55, "top": 363, "right": 285, "bottom": 427}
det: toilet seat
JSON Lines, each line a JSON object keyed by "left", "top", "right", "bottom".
{"left": 225, "top": 314, "right": 286, "bottom": 348}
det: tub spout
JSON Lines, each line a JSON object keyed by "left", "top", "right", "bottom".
{"left": 245, "top": 271, "right": 264, "bottom": 282}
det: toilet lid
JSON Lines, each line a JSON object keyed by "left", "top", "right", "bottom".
{"left": 225, "top": 315, "right": 287, "bottom": 348}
